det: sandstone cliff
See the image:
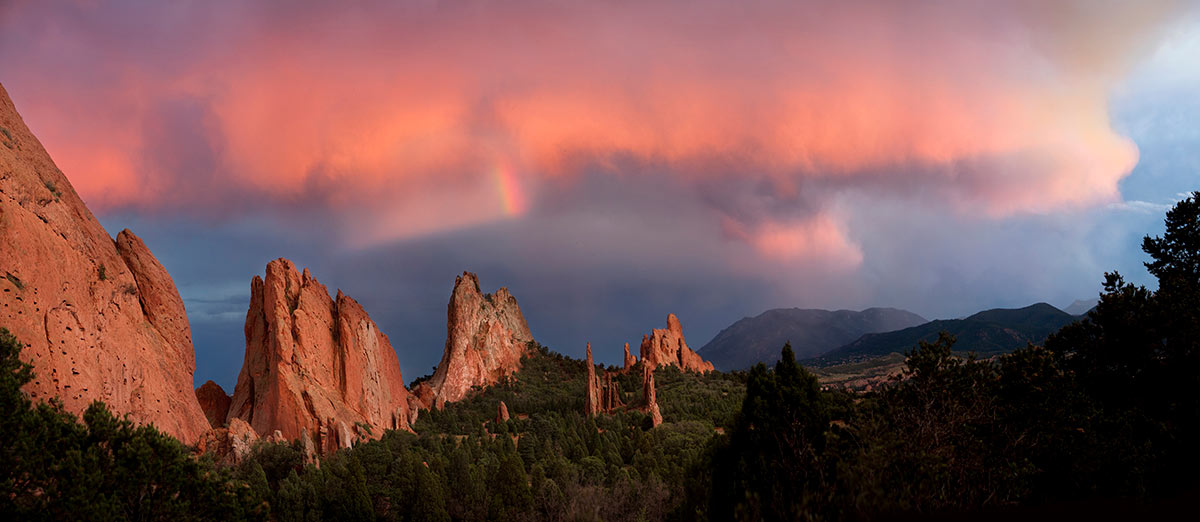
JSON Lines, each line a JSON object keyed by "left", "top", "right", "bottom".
{"left": 0, "top": 83, "right": 209, "bottom": 442}
{"left": 639, "top": 314, "right": 714, "bottom": 373}
{"left": 195, "top": 380, "right": 232, "bottom": 429}
{"left": 422, "top": 272, "right": 533, "bottom": 407}
{"left": 226, "top": 259, "right": 414, "bottom": 452}
{"left": 623, "top": 342, "right": 636, "bottom": 371}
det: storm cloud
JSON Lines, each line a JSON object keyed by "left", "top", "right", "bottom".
{"left": 2, "top": 0, "right": 1197, "bottom": 386}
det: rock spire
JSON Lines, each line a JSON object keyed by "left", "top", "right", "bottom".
{"left": 195, "top": 380, "right": 232, "bottom": 429}
{"left": 226, "top": 259, "right": 414, "bottom": 452}
{"left": 643, "top": 364, "right": 662, "bottom": 427}
{"left": 418, "top": 272, "right": 533, "bottom": 408}
{"left": 639, "top": 314, "right": 714, "bottom": 373}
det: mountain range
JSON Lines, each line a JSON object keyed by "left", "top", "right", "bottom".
{"left": 698, "top": 308, "right": 927, "bottom": 370}
{"left": 808, "top": 303, "right": 1079, "bottom": 366}
{"left": 698, "top": 302, "right": 1087, "bottom": 370}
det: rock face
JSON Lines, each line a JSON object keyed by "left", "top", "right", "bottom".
{"left": 422, "top": 272, "right": 533, "bottom": 407}
{"left": 623, "top": 342, "right": 636, "bottom": 371}
{"left": 196, "top": 417, "right": 259, "bottom": 466}
{"left": 643, "top": 364, "right": 662, "bottom": 427}
{"left": 0, "top": 83, "right": 209, "bottom": 443}
{"left": 226, "top": 259, "right": 414, "bottom": 452}
{"left": 639, "top": 314, "right": 714, "bottom": 373}
{"left": 196, "top": 380, "right": 232, "bottom": 429}
{"left": 496, "top": 401, "right": 510, "bottom": 423}
{"left": 115, "top": 230, "right": 195, "bottom": 364}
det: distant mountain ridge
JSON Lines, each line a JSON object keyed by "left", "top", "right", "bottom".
{"left": 809, "top": 303, "right": 1077, "bottom": 366}
{"left": 698, "top": 307, "right": 928, "bottom": 370}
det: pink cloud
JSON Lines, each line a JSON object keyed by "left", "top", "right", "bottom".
{"left": 723, "top": 215, "right": 863, "bottom": 267}
{"left": 0, "top": 0, "right": 1186, "bottom": 262}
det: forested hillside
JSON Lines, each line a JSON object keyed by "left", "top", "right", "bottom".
{"left": 811, "top": 302, "right": 1077, "bottom": 365}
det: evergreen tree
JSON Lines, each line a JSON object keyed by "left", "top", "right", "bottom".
{"left": 711, "top": 343, "right": 832, "bottom": 521}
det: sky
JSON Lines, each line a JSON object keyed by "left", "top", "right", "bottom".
{"left": 1, "top": 0, "right": 1198, "bottom": 389}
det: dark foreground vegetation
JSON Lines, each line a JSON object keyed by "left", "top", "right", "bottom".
{"left": 3, "top": 193, "right": 1200, "bottom": 520}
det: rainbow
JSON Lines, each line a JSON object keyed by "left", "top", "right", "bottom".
{"left": 493, "top": 161, "right": 527, "bottom": 217}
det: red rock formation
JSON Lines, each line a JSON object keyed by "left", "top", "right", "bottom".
{"left": 643, "top": 365, "right": 663, "bottom": 427}
{"left": 585, "top": 343, "right": 601, "bottom": 417}
{"left": 115, "top": 230, "right": 194, "bottom": 367}
{"left": 639, "top": 314, "right": 714, "bottom": 373}
{"left": 586, "top": 343, "right": 627, "bottom": 416}
{"left": 601, "top": 372, "right": 625, "bottom": 411}
{"left": 0, "top": 83, "right": 209, "bottom": 443}
{"left": 196, "top": 380, "right": 232, "bottom": 429}
{"left": 422, "top": 272, "right": 533, "bottom": 407}
{"left": 496, "top": 401, "right": 510, "bottom": 423}
{"left": 226, "top": 259, "right": 414, "bottom": 450}
{"left": 407, "top": 395, "right": 423, "bottom": 426}
{"left": 623, "top": 342, "right": 636, "bottom": 371}
{"left": 412, "top": 381, "right": 434, "bottom": 408}
{"left": 196, "top": 417, "right": 259, "bottom": 466}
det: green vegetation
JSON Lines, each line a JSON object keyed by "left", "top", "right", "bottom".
{"left": 0, "top": 327, "right": 265, "bottom": 520}
{"left": 2, "top": 192, "right": 1199, "bottom": 520}
{"left": 43, "top": 180, "right": 62, "bottom": 201}
{"left": 98, "top": 264, "right": 107, "bottom": 281}
{"left": 189, "top": 345, "right": 746, "bottom": 521}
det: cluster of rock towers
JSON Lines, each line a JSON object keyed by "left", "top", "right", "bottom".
{"left": 584, "top": 314, "right": 714, "bottom": 427}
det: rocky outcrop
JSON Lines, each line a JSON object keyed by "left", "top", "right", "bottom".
{"left": 0, "top": 83, "right": 209, "bottom": 443}
{"left": 643, "top": 365, "right": 662, "bottom": 428}
{"left": 585, "top": 343, "right": 626, "bottom": 417}
{"left": 623, "top": 342, "right": 636, "bottom": 371}
{"left": 300, "top": 428, "right": 317, "bottom": 463}
{"left": 196, "top": 417, "right": 259, "bottom": 466}
{"left": 196, "top": 380, "right": 232, "bottom": 429}
{"left": 226, "top": 259, "right": 414, "bottom": 452}
{"left": 496, "top": 401, "right": 510, "bottom": 423}
{"left": 639, "top": 314, "right": 714, "bottom": 373}
{"left": 601, "top": 372, "right": 624, "bottom": 412}
{"left": 422, "top": 272, "right": 533, "bottom": 407}
{"left": 115, "top": 230, "right": 194, "bottom": 367}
